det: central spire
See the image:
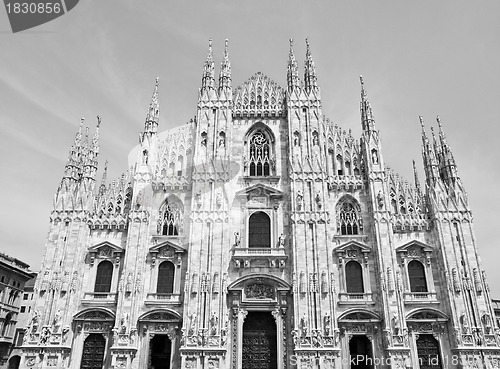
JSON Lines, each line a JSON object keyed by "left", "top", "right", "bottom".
{"left": 304, "top": 38, "right": 318, "bottom": 93}
{"left": 218, "top": 39, "right": 232, "bottom": 95}
{"left": 287, "top": 39, "right": 301, "bottom": 92}
{"left": 360, "top": 76, "right": 375, "bottom": 131}
{"left": 144, "top": 77, "right": 159, "bottom": 134}
{"left": 201, "top": 38, "right": 215, "bottom": 92}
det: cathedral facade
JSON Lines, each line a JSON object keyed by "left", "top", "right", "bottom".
{"left": 19, "top": 39, "right": 500, "bottom": 369}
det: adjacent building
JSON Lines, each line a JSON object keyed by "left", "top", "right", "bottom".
{"left": 0, "top": 254, "right": 34, "bottom": 369}
{"left": 19, "top": 39, "right": 500, "bottom": 368}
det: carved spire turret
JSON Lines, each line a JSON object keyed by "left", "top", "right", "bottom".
{"left": 62, "top": 118, "right": 84, "bottom": 183}
{"left": 201, "top": 39, "right": 215, "bottom": 92}
{"left": 420, "top": 116, "right": 440, "bottom": 187}
{"left": 436, "top": 115, "right": 460, "bottom": 185}
{"left": 360, "top": 76, "right": 375, "bottom": 132}
{"left": 412, "top": 159, "right": 422, "bottom": 194}
{"left": 144, "top": 77, "right": 159, "bottom": 134}
{"left": 218, "top": 39, "right": 232, "bottom": 95}
{"left": 99, "top": 160, "right": 108, "bottom": 195}
{"left": 83, "top": 115, "right": 101, "bottom": 182}
{"left": 287, "top": 39, "right": 301, "bottom": 92}
{"left": 304, "top": 38, "right": 318, "bottom": 94}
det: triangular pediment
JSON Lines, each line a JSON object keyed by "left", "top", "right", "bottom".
{"left": 333, "top": 240, "right": 371, "bottom": 253}
{"left": 396, "top": 240, "right": 433, "bottom": 253}
{"left": 235, "top": 183, "right": 284, "bottom": 198}
{"left": 149, "top": 239, "right": 186, "bottom": 254}
{"left": 88, "top": 241, "right": 124, "bottom": 254}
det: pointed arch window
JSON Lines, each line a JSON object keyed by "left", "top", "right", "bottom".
{"left": 248, "top": 130, "right": 272, "bottom": 176}
{"left": 94, "top": 261, "right": 113, "bottom": 293}
{"left": 408, "top": 260, "right": 428, "bottom": 293}
{"left": 158, "top": 200, "right": 183, "bottom": 236}
{"left": 248, "top": 211, "right": 271, "bottom": 248}
{"left": 345, "top": 261, "right": 364, "bottom": 293}
{"left": 337, "top": 197, "right": 362, "bottom": 235}
{"left": 157, "top": 261, "right": 175, "bottom": 294}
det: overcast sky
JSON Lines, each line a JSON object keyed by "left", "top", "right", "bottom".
{"left": 1, "top": 1, "right": 500, "bottom": 295}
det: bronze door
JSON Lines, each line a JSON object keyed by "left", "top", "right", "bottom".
{"left": 416, "top": 334, "right": 442, "bottom": 369}
{"left": 242, "top": 312, "right": 277, "bottom": 369}
{"left": 80, "top": 334, "right": 105, "bottom": 369}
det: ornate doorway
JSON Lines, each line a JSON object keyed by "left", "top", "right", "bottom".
{"left": 242, "top": 312, "right": 277, "bottom": 369}
{"left": 150, "top": 335, "right": 172, "bottom": 369}
{"left": 80, "top": 333, "right": 105, "bottom": 369}
{"left": 349, "top": 335, "right": 373, "bottom": 369}
{"left": 416, "top": 334, "right": 442, "bottom": 369}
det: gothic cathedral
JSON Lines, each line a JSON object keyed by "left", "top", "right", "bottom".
{"left": 19, "top": 39, "right": 500, "bottom": 369}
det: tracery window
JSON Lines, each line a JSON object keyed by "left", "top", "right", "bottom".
{"left": 337, "top": 197, "right": 362, "bottom": 235}
{"left": 94, "top": 261, "right": 113, "bottom": 293}
{"left": 157, "top": 261, "right": 175, "bottom": 294}
{"left": 158, "top": 200, "right": 182, "bottom": 236}
{"left": 248, "top": 211, "right": 271, "bottom": 248}
{"left": 248, "top": 130, "right": 271, "bottom": 176}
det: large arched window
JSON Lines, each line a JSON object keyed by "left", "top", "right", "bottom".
{"left": 337, "top": 197, "right": 362, "bottom": 235}
{"left": 408, "top": 260, "right": 428, "bottom": 292}
{"left": 345, "top": 261, "right": 364, "bottom": 293}
{"left": 157, "top": 261, "right": 175, "bottom": 294}
{"left": 158, "top": 200, "right": 182, "bottom": 236}
{"left": 248, "top": 212, "right": 271, "bottom": 248}
{"left": 248, "top": 129, "right": 272, "bottom": 176}
{"left": 94, "top": 261, "right": 113, "bottom": 293}
{"left": 80, "top": 333, "right": 106, "bottom": 369}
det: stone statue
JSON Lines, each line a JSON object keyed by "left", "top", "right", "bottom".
{"left": 300, "top": 314, "right": 309, "bottom": 337}
{"left": 234, "top": 232, "right": 241, "bottom": 247}
{"left": 324, "top": 314, "right": 331, "bottom": 336}
{"left": 53, "top": 309, "right": 62, "bottom": 333}
{"left": 278, "top": 234, "right": 286, "bottom": 248}
{"left": 189, "top": 313, "right": 197, "bottom": 336}
{"left": 40, "top": 326, "right": 51, "bottom": 345}
{"left": 372, "top": 149, "right": 379, "bottom": 164}
{"left": 210, "top": 312, "right": 218, "bottom": 335}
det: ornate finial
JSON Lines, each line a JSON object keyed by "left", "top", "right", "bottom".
{"left": 360, "top": 75, "right": 366, "bottom": 99}
{"left": 413, "top": 159, "right": 421, "bottom": 192}
{"left": 208, "top": 38, "right": 213, "bottom": 58}
{"left": 80, "top": 117, "right": 85, "bottom": 126}
{"left": 436, "top": 115, "right": 441, "bottom": 127}
{"left": 306, "top": 38, "right": 310, "bottom": 53}
{"left": 419, "top": 115, "right": 425, "bottom": 130}
{"left": 359, "top": 75, "right": 375, "bottom": 131}
{"left": 96, "top": 115, "right": 101, "bottom": 128}
{"left": 219, "top": 39, "right": 232, "bottom": 93}
{"left": 287, "top": 38, "right": 300, "bottom": 92}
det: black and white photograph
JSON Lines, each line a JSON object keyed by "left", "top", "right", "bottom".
{"left": 1, "top": 1, "right": 500, "bottom": 368}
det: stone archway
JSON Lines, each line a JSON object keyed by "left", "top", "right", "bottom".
{"left": 227, "top": 274, "right": 290, "bottom": 369}
{"left": 137, "top": 310, "right": 180, "bottom": 369}
{"left": 242, "top": 311, "right": 277, "bottom": 369}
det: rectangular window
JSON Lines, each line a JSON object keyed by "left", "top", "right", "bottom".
{"left": 20, "top": 306, "right": 26, "bottom": 313}
{"left": 23, "top": 294, "right": 28, "bottom": 300}
{"left": 15, "top": 329, "right": 24, "bottom": 347}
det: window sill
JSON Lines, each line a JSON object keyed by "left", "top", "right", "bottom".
{"left": 145, "top": 293, "right": 181, "bottom": 306}
{"left": 81, "top": 292, "right": 117, "bottom": 305}
{"left": 338, "top": 293, "right": 375, "bottom": 305}
{"left": 403, "top": 292, "right": 438, "bottom": 305}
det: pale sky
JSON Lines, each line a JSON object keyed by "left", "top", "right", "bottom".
{"left": 1, "top": 1, "right": 500, "bottom": 295}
